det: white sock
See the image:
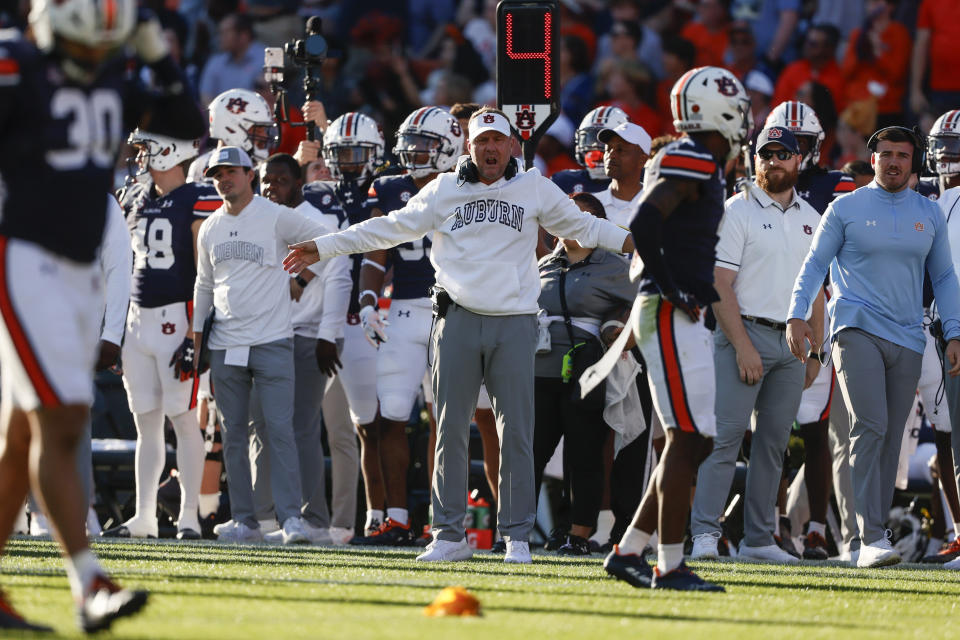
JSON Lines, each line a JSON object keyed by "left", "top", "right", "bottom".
{"left": 131, "top": 410, "right": 164, "bottom": 534}
{"left": 657, "top": 543, "right": 684, "bottom": 573}
{"left": 65, "top": 549, "right": 102, "bottom": 602}
{"left": 953, "top": 522, "right": 960, "bottom": 538}
{"left": 773, "top": 510, "right": 781, "bottom": 536}
{"left": 808, "top": 521, "right": 826, "bottom": 537}
{"left": 198, "top": 493, "right": 220, "bottom": 518}
{"left": 386, "top": 508, "right": 409, "bottom": 526}
{"left": 365, "top": 509, "right": 384, "bottom": 529}
{"left": 170, "top": 411, "right": 204, "bottom": 531}
{"left": 590, "top": 509, "right": 615, "bottom": 543}
{"left": 618, "top": 527, "right": 652, "bottom": 556}
{"left": 927, "top": 537, "right": 943, "bottom": 556}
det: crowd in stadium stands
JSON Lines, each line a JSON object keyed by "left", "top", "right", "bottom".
{"left": 6, "top": 0, "right": 960, "bottom": 573}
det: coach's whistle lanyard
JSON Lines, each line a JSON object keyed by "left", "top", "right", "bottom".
{"left": 558, "top": 261, "right": 587, "bottom": 383}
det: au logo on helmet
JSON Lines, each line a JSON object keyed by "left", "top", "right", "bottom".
{"left": 226, "top": 98, "right": 248, "bottom": 114}
{"left": 714, "top": 77, "right": 739, "bottom": 97}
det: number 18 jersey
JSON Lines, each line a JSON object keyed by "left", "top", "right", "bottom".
{"left": 119, "top": 181, "right": 221, "bottom": 308}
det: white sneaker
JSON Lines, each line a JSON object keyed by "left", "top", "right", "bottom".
{"left": 328, "top": 526, "right": 354, "bottom": 545}
{"left": 218, "top": 522, "right": 263, "bottom": 543}
{"left": 943, "top": 556, "right": 960, "bottom": 570}
{"left": 739, "top": 543, "right": 800, "bottom": 564}
{"left": 690, "top": 532, "right": 720, "bottom": 560}
{"left": 258, "top": 518, "right": 281, "bottom": 535}
{"left": 416, "top": 537, "right": 473, "bottom": 562}
{"left": 213, "top": 519, "right": 237, "bottom": 536}
{"left": 29, "top": 512, "right": 50, "bottom": 537}
{"left": 281, "top": 517, "right": 309, "bottom": 544}
{"left": 504, "top": 540, "right": 532, "bottom": 564}
{"left": 303, "top": 521, "right": 333, "bottom": 545}
{"left": 857, "top": 534, "right": 900, "bottom": 568}
{"left": 13, "top": 505, "right": 28, "bottom": 535}
{"left": 86, "top": 507, "right": 102, "bottom": 537}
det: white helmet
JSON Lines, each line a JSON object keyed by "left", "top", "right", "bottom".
{"left": 323, "top": 112, "right": 384, "bottom": 183}
{"left": 765, "top": 101, "right": 825, "bottom": 171}
{"left": 127, "top": 129, "right": 199, "bottom": 177}
{"left": 393, "top": 107, "right": 463, "bottom": 179}
{"left": 671, "top": 66, "right": 752, "bottom": 163}
{"left": 208, "top": 89, "right": 278, "bottom": 163}
{"left": 928, "top": 110, "right": 960, "bottom": 176}
{"left": 29, "top": 0, "right": 135, "bottom": 52}
{"left": 576, "top": 106, "right": 629, "bottom": 179}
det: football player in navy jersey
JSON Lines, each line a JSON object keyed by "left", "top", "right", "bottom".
{"left": 764, "top": 101, "right": 856, "bottom": 560}
{"left": 603, "top": 66, "right": 752, "bottom": 592}
{"left": 103, "top": 129, "right": 221, "bottom": 542}
{"left": 551, "top": 106, "right": 630, "bottom": 195}
{"left": 302, "top": 112, "right": 387, "bottom": 534}
{"left": 0, "top": 0, "right": 204, "bottom": 631}
{"left": 927, "top": 110, "right": 960, "bottom": 198}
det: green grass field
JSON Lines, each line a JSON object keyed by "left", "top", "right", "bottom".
{"left": 3, "top": 537, "right": 960, "bottom": 639}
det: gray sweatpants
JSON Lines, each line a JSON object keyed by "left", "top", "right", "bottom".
{"left": 832, "top": 328, "right": 922, "bottom": 545}
{"left": 210, "top": 339, "right": 301, "bottom": 528}
{"left": 321, "top": 372, "right": 360, "bottom": 530}
{"left": 250, "top": 334, "right": 331, "bottom": 528}
{"left": 431, "top": 305, "right": 537, "bottom": 542}
{"left": 828, "top": 394, "right": 860, "bottom": 553}
{"left": 691, "top": 322, "right": 804, "bottom": 547}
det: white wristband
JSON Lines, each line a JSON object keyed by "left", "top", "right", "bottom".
{"left": 361, "top": 258, "right": 386, "bottom": 272}
{"left": 601, "top": 320, "right": 625, "bottom": 333}
{"left": 359, "top": 289, "right": 379, "bottom": 305}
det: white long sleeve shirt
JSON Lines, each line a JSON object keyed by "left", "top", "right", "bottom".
{"left": 291, "top": 201, "right": 351, "bottom": 341}
{"left": 99, "top": 194, "right": 132, "bottom": 346}
{"left": 193, "top": 195, "right": 333, "bottom": 349}
{"left": 310, "top": 167, "right": 630, "bottom": 316}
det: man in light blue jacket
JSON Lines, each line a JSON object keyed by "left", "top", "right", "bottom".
{"left": 787, "top": 126, "right": 960, "bottom": 568}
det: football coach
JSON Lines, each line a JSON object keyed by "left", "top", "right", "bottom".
{"left": 283, "top": 107, "right": 634, "bottom": 564}
{"left": 787, "top": 126, "right": 960, "bottom": 568}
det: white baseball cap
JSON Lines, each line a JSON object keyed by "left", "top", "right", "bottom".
{"left": 597, "top": 122, "right": 652, "bottom": 154}
{"left": 468, "top": 111, "right": 513, "bottom": 142}
{"left": 744, "top": 70, "right": 774, "bottom": 97}
{"left": 205, "top": 146, "right": 253, "bottom": 177}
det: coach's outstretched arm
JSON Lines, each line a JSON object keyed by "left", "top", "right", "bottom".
{"left": 283, "top": 185, "right": 439, "bottom": 273}
{"left": 786, "top": 202, "right": 844, "bottom": 361}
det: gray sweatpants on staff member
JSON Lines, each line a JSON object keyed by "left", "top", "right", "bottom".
{"left": 210, "top": 338, "right": 301, "bottom": 529}
{"left": 250, "top": 334, "right": 332, "bottom": 528}
{"left": 832, "top": 328, "right": 922, "bottom": 546}
{"left": 691, "top": 321, "right": 804, "bottom": 547}
{"left": 431, "top": 304, "right": 537, "bottom": 543}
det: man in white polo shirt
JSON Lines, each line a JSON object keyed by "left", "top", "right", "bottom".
{"left": 595, "top": 122, "right": 651, "bottom": 228}
{"left": 689, "top": 126, "right": 824, "bottom": 563}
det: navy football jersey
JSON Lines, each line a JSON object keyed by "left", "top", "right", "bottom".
{"left": 367, "top": 175, "right": 434, "bottom": 300}
{"left": 796, "top": 168, "right": 856, "bottom": 215}
{"left": 120, "top": 181, "right": 221, "bottom": 308}
{"left": 0, "top": 35, "right": 144, "bottom": 264}
{"left": 550, "top": 168, "right": 609, "bottom": 194}
{"left": 917, "top": 176, "right": 941, "bottom": 201}
{"left": 634, "top": 138, "right": 725, "bottom": 304}
{"left": 303, "top": 179, "right": 374, "bottom": 313}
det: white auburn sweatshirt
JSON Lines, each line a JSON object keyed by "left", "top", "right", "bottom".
{"left": 193, "top": 195, "right": 335, "bottom": 348}
{"left": 310, "top": 167, "right": 629, "bottom": 316}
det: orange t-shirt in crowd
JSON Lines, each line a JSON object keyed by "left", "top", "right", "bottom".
{"left": 545, "top": 153, "right": 579, "bottom": 177}
{"left": 840, "top": 21, "right": 911, "bottom": 115}
{"left": 772, "top": 59, "right": 847, "bottom": 114}
{"left": 917, "top": 0, "right": 960, "bottom": 92}
{"left": 604, "top": 100, "right": 664, "bottom": 138}
{"left": 681, "top": 22, "right": 729, "bottom": 69}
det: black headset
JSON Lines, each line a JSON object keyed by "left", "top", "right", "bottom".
{"left": 457, "top": 156, "right": 519, "bottom": 185}
{"left": 866, "top": 125, "right": 927, "bottom": 175}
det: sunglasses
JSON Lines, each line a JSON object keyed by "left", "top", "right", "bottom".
{"left": 758, "top": 149, "right": 794, "bottom": 161}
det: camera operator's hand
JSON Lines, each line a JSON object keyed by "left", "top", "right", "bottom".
{"left": 302, "top": 101, "right": 329, "bottom": 133}
{"left": 295, "top": 140, "right": 322, "bottom": 167}
{"left": 131, "top": 9, "right": 170, "bottom": 64}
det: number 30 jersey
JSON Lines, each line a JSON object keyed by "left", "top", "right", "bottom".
{"left": 367, "top": 175, "right": 433, "bottom": 300}
{"left": 119, "top": 181, "right": 221, "bottom": 308}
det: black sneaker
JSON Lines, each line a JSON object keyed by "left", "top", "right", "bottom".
{"left": 921, "top": 538, "right": 960, "bottom": 564}
{"left": 176, "top": 528, "right": 202, "bottom": 541}
{"left": 100, "top": 525, "right": 156, "bottom": 539}
{"left": 603, "top": 545, "right": 652, "bottom": 588}
{"left": 491, "top": 539, "right": 506, "bottom": 554}
{"left": 652, "top": 562, "right": 725, "bottom": 592}
{"left": 350, "top": 519, "right": 414, "bottom": 546}
{"left": 0, "top": 591, "right": 52, "bottom": 632}
{"left": 77, "top": 575, "right": 149, "bottom": 633}
{"left": 557, "top": 534, "right": 591, "bottom": 556}
{"left": 543, "top": 526, "right": 567, "bottom": 551}
{"left": 802, "top": 531, "right": 830, "bottom": 560}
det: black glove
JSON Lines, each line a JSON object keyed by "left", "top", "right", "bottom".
{"left": 169, "top": 337, "right": 196, "bottom": 381}
{"left": 663, "top": 290, "right": 702, "bottom": 324}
